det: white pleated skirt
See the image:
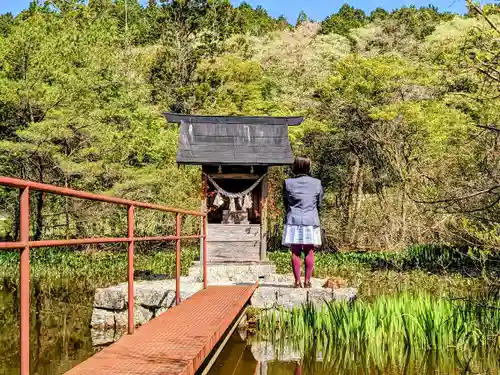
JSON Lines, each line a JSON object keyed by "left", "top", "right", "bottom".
{"left": 282, "top": 225, "right": 322, "bottom": 247}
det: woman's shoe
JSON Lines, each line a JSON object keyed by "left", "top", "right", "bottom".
{"left": 304, "top": 281, "right": 312, "bottom": 288}
{"left": 294, "top": 282, "right": 303, "bottom": 288}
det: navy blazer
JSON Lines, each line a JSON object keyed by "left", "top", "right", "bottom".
{"left": 283, "top": 175, "right": 324, "bottom": 227}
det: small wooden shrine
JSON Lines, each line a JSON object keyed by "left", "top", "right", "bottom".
{"left": 165, "top": 113, "right": 303, "bottom": 263}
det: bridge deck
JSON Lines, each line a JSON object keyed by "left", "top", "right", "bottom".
{"left": 66, "top": 284, "right": 257, "bottom": 375}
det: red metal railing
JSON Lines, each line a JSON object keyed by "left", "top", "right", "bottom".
{"left": 0, "top": 176, "right": 208, "bottom": 375}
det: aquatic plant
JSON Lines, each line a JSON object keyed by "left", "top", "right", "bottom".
{"left": 258, "top": 292, "right": 500, "bottom": 352}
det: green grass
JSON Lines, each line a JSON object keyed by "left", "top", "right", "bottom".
{"left": 270, "top": 244, "right": 500, "bottom": 276}
{"left": 0, "top": 246, "right": 198, "bottom": 300}
{"left": 269, "top": 245, "right": 499, "bottom": 298}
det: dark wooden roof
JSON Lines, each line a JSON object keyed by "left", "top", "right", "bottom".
{"left": 164, "top": 113, "right": 303, "bottom": 166}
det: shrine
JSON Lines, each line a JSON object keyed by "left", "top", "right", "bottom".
{"left": 165, "top": 113, "right": 303, "bottom": 263}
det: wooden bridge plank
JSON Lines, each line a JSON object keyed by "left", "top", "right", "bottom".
{"left": 66, "top": 284, "right": 257, "bottom": 375}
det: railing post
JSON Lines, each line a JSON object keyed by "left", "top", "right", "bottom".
{"left": 127, "top": 205, "right": 135, "bottom": 335}
{"left": 20, "top": 187, "right": 30, "bottom": 375}
{"left": 176, "top": 213, "right": 181, "bottom": 305}
{"left": 203, "top": 214, "right": 207, "bottom": 289}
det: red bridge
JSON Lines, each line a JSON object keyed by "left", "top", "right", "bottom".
{"left": 0, "top": 177, "right": 258, "bottom": 375}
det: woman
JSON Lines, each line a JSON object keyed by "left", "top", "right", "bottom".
{"left": 282, "top": 156, "right": 323, "bottom": 288}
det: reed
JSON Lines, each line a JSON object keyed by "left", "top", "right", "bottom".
{"left": 258, "top": 292, "right": 500, "bottom": 353}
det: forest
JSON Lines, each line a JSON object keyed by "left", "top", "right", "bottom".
{"left": 0, "top": 0, "right": 499, "bottom": 256}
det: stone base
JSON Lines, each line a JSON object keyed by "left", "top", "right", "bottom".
{"left": 251, "top": 274, "right": 357, "bottom": 309}
{"left": 222, "top": 210, "right": 249, "bottom": 224}
{"left": 91, "top": 277, "right": 202, "bottom": 330}
{"left": 89, "top": 265, "right": 358, "bottom": 347}
{"left": 189, "top": 263, "right": 276, "bottom": 284}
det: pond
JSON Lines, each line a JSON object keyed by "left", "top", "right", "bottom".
{"left": 0, "top": 285, "right": 95, "bottom": 374}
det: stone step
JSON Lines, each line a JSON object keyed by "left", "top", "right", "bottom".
{"left": 189, "top": 262, "right": 276, "bottom": 284}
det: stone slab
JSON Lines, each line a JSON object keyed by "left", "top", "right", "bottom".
{"left": 94, "top": 285, "right": 126, "bottom": 310}
{"left": 251, "top": 275, "right": 357, "bottom": 309}
{"left": 91, "top": 329, "right": 115, "bottom": 347}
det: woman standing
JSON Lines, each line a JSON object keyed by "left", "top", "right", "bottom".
{"left": 282, "top": 156, "right": 323, "bottom": 288}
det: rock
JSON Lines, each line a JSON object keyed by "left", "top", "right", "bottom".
{"left": 260, "top": 274, "right": 324, "bottom": 289}
{"left": 94, "top": 284, "right": 126, "bottom": 310}
{"left": 91, "top": 308, "right": 115, "bottom": 329}
{"left": 333, "top": 288, "right": 357, "bottom": 302}
{"left": 154, "top": 306, "right": 169, "bottom": 318}
{"left": 91, "top": 328, "right": 115, "bottom": 346}
{"left": 238, "top": 313, "right": 248, "bottom": 330}
{"left": 114, "top": 328, "right": 127, "bottom": 342}
{"left": 114, "top": 305, "right": 153, "bottom": 328}
{"left": 134, "top": 281, "right": 177, "bottom": 308}
{"left": 94, "top": 278, "right": 202, "bottom": 309}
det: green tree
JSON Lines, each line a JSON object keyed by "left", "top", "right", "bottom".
{"left": 321, "top": 4, "right": 367, "bottom": 35}
{"left": 0, "top": 13, "right": 14, "bottom": 37}
{"left": 296, "top": 10, "right": 309, "bottom": 26}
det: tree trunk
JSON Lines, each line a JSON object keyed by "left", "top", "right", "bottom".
{"left": 34, "top": 192, "right": 45, "bottom": 241}
{"left": 65, "top": 178, "right": 70, "bottom": 239}
{"left": 343, "top": 156, "right": 360, "bottom": 247}
{"left": 400, "top": 183, "right": 407, "bottom": 245}
{"left": 351, "top": 161, "right": 364, "bottom": 247}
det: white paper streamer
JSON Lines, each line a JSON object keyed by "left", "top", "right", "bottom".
{"left": 213, "top": 193, "right": 224, "bottom": 207}
{"left": 242, "top": 194, "right": 252, "bottom": 210}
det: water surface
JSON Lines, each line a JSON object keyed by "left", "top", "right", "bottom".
{"left": 207, "top": 332, "right": 499, "bottom": 375}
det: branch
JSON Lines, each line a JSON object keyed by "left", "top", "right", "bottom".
{"left": 410, "top": 184, "right": 500, "bottom": 204}
{"left": 448, "top": 194, "right": 500, "bottom": 214}
{"left": 477, "top": 124, "right": 500, "bottom": 133}
{"left": 477, "top": 67, "right": 500, "bottom": 83}
{"left": 469, "top": 1, "right": 500, "bottom": 36}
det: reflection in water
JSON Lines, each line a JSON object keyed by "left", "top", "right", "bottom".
{"left": 207, "top": 332, "right": 500, "bottom": 375}
{"left": 0, "top": 283, "right": 96, "bottom": 375}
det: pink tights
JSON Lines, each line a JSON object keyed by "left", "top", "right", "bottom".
{"left": 291, "top": 244, "right": 315, "bottom": 284}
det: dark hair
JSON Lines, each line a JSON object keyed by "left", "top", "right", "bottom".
{"left": 292, "top": 156, "right": 311, "bottom": 175}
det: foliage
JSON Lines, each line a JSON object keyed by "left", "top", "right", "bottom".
{"left": 320, "top": 4, "right": 367, "bottom": 37}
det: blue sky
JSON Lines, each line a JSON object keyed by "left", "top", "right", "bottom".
{"left": 0, "top": 0, "right": 467, "bottom": 21}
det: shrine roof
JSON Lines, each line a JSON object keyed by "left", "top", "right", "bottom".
{"left": 164, "top": 113, "right": 303, "bottom": 166}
